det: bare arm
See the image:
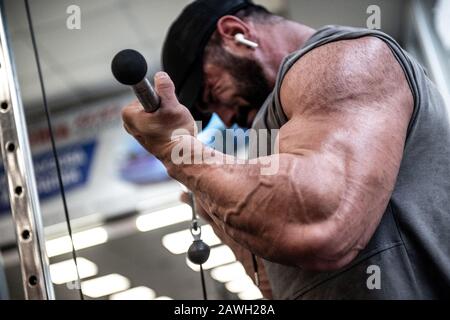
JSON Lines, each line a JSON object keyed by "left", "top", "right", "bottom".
{"left": 123, "top": 36, "right": 413, "bottom": 271}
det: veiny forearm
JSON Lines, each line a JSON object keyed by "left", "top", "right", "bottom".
{"left": 164, "top": 136, "right": 344, "bottom": 267}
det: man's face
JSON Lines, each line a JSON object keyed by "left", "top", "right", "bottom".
{"left": 198, "top": 53, "right": 273, "bottom": 128}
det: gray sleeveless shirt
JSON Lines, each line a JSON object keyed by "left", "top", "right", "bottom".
{"left": 251, "top": 25, "right": 450, "bottom": 299}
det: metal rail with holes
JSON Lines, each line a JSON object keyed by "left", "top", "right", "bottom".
{"left": 0, "top": 3, "right": 54, "bottom": 300}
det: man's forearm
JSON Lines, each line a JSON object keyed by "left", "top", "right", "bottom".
{"left": 163, "top": 135, "right": 342, "bottom": 266}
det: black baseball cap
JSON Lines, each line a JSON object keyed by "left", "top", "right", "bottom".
{"left": 161, "top": 0, "right": 255, "bottom": 122}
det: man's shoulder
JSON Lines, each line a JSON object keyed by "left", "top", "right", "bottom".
{"left": 287, "top": 35, "right": 395, "bottom": 88}
{"left": 279, "top": 36, "right": 410, "bottom": 119}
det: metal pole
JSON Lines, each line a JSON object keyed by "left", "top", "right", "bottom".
{"left": 0, "top": 2, "right": 54, "bottom": 300}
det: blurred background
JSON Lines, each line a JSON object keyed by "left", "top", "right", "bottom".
{"left": 0, "top": 0, "right": 449, "bottom": 300}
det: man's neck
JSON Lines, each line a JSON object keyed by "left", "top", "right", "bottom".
{"left": 284, "top": 21, "right": 316, "bottom": 53}
{"left": 260, "top": 21, "right": 316, "bottom": 86}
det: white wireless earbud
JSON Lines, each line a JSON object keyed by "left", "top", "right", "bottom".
{"left": 234, "top": 33, "right": 258, "bottom": 49}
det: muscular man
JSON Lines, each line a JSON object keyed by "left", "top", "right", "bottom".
{"left": 122, "top": 0, "right": 450, "bottom": 299}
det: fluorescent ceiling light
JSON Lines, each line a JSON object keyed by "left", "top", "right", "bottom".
{"left": 109, "top": 286, "right": 156, "bottom": 300}
{"left": 50, "top": 257, "right": 98, "bottom": 285}
{"left": 81, "top": 274, "right": 130, "bottom": 298}
{"left": 238, "top": 287, "right": 263, "bottom": 300}
{"left": 46, "top": 227, "right": 108, "bottom": 258}
{"left": 136, "top": 204, "right": 192, "bottom": 232}
{"left": 162, "top": 224, "right": 221, "bottom": 254}
{"left": 210, "top": 262, "right": 246, "bottom": 283}
{"left": 225, "top": 275, "right": 257, "bottom": 294}
{"left": 154, "top": 296, "right": 173, "bottom": 300}
{"left": 186, "top": 245, "right": 236, "bottom": 271}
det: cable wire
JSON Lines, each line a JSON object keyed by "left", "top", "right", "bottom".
{"left": 199, "top": 264, "right": 208, "bottom": 300}
{"left": 24, "top": 0, "right": 84, "bottom": 300}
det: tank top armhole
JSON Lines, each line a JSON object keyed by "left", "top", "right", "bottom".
{"left": 271, "top": 27, "right": 421, "bottom": 145}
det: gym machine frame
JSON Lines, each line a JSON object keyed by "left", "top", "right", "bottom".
{"left": 0, "top": 2, "right": 54, "bottom": 299}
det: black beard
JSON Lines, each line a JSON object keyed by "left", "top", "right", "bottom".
{"left": 223, "top": 53, "right": 273, "bottom": 128}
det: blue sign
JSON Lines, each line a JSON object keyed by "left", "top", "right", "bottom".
{"left": 119, "top": 136, "right": 169, "bottom": 185}
{"left": 0, "top": 140, "right": 97, "bottom": 215}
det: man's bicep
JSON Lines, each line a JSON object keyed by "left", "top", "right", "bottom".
{"left": 279, "top": 36, "right": 413, "bottom": 167}
{"left": 278, "top": 36, "right": 413, "bottom": 258}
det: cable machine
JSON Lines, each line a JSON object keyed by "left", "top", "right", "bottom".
{"left": 0, "top": 1, "right": 54, "bottom": 300}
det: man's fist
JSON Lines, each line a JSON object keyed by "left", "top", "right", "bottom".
{"left": 121, "top": 72, "right": 196, "bottom": 161}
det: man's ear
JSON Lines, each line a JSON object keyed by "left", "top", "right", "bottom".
{"left": 216, "top": 15, "right": 255, "bottom": 54}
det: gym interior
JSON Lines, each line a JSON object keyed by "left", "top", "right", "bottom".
{"left": 0, "top": 0, "right": 449, "bottom": 301}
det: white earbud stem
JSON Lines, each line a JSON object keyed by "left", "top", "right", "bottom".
{"left": 234, "top": 33, "right": 258, "bottom": 49}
